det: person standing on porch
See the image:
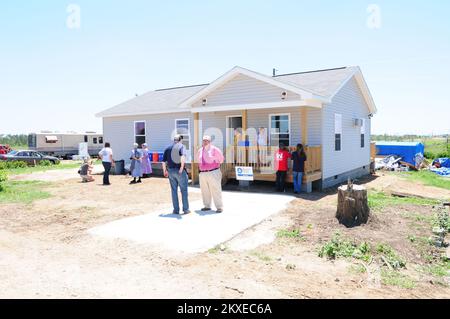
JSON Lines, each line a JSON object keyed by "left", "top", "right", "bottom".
{"left": 98, "top": 142, "right": 114, "bottom": 186}
{"left": 291, "top": 143, "right": 307, "bottom": 194}
{"left": 233, "top": 127, "right": 242, "bottom": 164}
{"left": 257, "top": 127, "right": 268, "bottom": 165}
{"left": 197, "top": 135, "right": 225, "bottom": 213}
{"left": 274, "top": 143, "right": 291, "bottom": 192}
{"left": 162, "top": 135, "right": 190, "bottom": 215}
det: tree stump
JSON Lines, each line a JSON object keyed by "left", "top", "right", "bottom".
{"left": 336, "top": 182, "right": 370, "bottom": 227}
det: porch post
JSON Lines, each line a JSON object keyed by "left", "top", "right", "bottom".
{"left": 301, "top": 108, "right": 308, "bottom": 145}
{"left": 242, "top": 109, "right": 248, "bottom": 165}
{"left": 192, "top": 112, "right": 200, "bottom": 185}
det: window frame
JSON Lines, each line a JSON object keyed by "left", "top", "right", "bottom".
{"left": 133, "top": 120, "right": 146, "bottom": 147}
{"left": 268, "top": 113, "right": 291, "bottom": 147}
{"left": 334, "top": 113, "right": 342, "bottom": 152}
{"left": 175, "top": 118, "right": 191, "bottom": 151}
{"left": 360, "top": 118, "right": 366, "bottom": 148}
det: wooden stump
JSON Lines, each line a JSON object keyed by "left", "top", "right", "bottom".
{"left": 336, "top": 182, "right": 370, "bottom": 227}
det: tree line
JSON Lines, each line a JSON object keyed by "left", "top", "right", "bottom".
{"left": 0, "top": 134, "right": 28, "bottom": 147}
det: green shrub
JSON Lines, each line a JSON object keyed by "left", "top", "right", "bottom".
{"left": 318, "top": 232, "right": 371, "bottom": 261}
{"left": 38, "top": 160, "right": 52, "bottom": 167}
{"left": 376, "top": 243, "right": 406, "bottom": 269}
{"left": 0, "top": 161, "right": 28, "bottom": 170}
{"left": 0, "top": 170, "right": 8, "bottom": 192}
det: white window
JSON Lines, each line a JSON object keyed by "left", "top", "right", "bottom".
{"left": 361, "top": 119, "right": 366, "bottom": 148}
{"left": 175, "top": 119, "right": 190, "bottom": 151}
{"left": 269, "top": 114, "right": 290, "bottom": 147}
{"left": 134, "top": 121, "right": 146, "bottom": 147}
{"left": 335, "top": 114, "right": 342, "bottom": 151}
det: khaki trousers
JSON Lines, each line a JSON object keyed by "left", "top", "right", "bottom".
{"left": 199, "top": 169, "right": 223, "bottom": 210}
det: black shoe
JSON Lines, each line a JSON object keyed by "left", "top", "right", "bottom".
{"left": 183, "top": 210, "right": 191, "bottom": 215}
{"left": 130, "top": 180, "right": 137, "bottom": 184}
{"left": 172, "top": 211, "right": 180, "bottom": 215}
{"left": 216, "top": 209, "right": 223, "bottom": 213}
{"left": 103, "top": 183, "right": 111, "bottom": 186}
{"left": 137, "top": 179, "right": 142, "bottom": 183}
{"left": 201, "top": 207, "right": 212, "bottom": 211}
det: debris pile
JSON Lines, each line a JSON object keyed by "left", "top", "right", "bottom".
{"left": 375, "top": 155, "right": 409, "bottom": 171}
{"left": 430, "top": 158, "right": 450, "bottom": 177}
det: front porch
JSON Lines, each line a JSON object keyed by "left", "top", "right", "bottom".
{"left": 191, "top": 107, "right": 323, "bottom": 192}
{"left": 222, "top": 145, "right": 322, "bottom": 183}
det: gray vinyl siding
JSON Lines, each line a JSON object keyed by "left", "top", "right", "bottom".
{"left": 103, "top": 112, "right": 193, "bottom": 163}
{"left": 307, "top": 108, "right": 322, "bottom": 146}
{"left": 199, "top": 111, "right": 237, "bottom": 151}
{"left": 321, "top": 77, "right": 371, "bottom": 180}
{"left": 197, "top": 106, "right": 321, "bottom": 150}
{"left": 193, "top": 74, "right": 301, "bottom": 108}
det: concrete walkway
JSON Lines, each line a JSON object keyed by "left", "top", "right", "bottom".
{"left": 89, "top": 190, "right": 294, "bottom": 253}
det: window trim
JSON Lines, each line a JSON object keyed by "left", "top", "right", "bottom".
{"left": 134, "top": 120, "right": 146, "bottom": 147}
{"left": 268, "top": 113, "right": 291, "bottom": 147}
{"left": 175, "top": 118, "right": 191, "bottom": 151}
{"left": 360, "top": 118, "right": 366, "bottom": 148}
{"left": 334, "top": 113, "right": 342, "bottom": 152}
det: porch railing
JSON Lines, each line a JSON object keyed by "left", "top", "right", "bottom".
{"left": 224, "top": 145, "right": 322, "bottom": 175}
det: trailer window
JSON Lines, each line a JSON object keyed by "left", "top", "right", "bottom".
{"left": 93, "top": 138, "right": 98, "bottom": 144}
{"left": 99, "top": 137, "right": 103, "bottom": 144}
{"left": 84, "top": 135, "right": 88, "bottom": 143}
{"left": 45, "top": 136, "right": 58, "bottom": 144}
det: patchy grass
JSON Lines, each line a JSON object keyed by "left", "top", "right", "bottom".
{"left": 250, "top": 251, "right": 272, "bottom": 262}
{"left": 397, "top": 171, "right": 450, "bottom": 191}
{"left": 4, "top": 161, "right": 79, "bottom": 175}
{"left": 3, "top": 160, "right": 101, "bottom": 176}
{"left": 318, "top": 232, "right": 371, "bottom": 262}
{"left": 208, "top": 244, "right": 228, "bottom": 254}
{"left": 348, "top": 264, "right": 367, "bottom": 274}
{"left": 276, "top": 228, "right": 304, "bottom": 239}
{"left": 381, "top": 270, "right": 416, "bottom": 289}
{"left": 422, "top": 260, "right": 450, "bottom": 278}
{"left": 0, "top": 180, "right": 52, "bottom": 204}
{"left": 376, "top": 243, "right": 406, "bottom": 270}
{"left": 368, "top": 191, "right": 440, "bottom": 210}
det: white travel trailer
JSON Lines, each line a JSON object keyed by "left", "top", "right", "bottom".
{"left": 28, "top": 131, "right": 104, "bottom": 159}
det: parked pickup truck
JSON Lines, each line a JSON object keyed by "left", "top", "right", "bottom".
{"left": 0, "top": 150, "right": 60, "bottom": 165}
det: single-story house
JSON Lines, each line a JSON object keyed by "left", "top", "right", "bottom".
{"left": 96, "top": 66, "right": 377, "bottom": 192}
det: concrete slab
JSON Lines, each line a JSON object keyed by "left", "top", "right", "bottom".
{"left": 88, "top": 190, "right": 294, "bottom": 253}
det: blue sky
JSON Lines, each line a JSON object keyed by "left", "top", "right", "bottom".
{"left": 1, "top": 0, "right": 449, "bottom": 135}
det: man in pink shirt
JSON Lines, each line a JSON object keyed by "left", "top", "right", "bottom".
{"left": 197, "top": 135, "right": 225, "bottom": 213}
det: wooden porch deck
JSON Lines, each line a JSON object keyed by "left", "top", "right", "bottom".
{"left": 219, "top": 145, "right": 322, "bottom": 184}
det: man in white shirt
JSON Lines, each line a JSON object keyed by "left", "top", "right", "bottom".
{"left": 98, "top": 142, "right": 114, "bottom": 185}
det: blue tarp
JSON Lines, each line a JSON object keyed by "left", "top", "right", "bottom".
{"left": 430, "top": 167, "right": 450, "bottom": 177}
{"left": 432, "top": 158, "right": 450, "bottom": 168}
{"left": 375, "top": 142, "right": 425, "bottom": 166}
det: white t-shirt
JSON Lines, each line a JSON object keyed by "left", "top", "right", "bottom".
{"left": 99, "top": 147, "right": 113, "bottom": 162}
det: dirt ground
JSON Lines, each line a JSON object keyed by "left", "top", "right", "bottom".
{"left": 0, "top": 171, "right": 449, "bottom": 298}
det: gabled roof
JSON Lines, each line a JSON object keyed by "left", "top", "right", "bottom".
{"left": 96, "top": 84, "right": 207, "bottom": 118}
{"left": 179, "top": 66, "right": 330, "bottom": 109}
{"left": 275, "top": 66, "right": 377, "bottom": 114}
{"left": 97, "top": 66, "right": 376, "bottom": 117}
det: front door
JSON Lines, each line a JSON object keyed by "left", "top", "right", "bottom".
{"left": 226, "top": 116, "right": 243, "bottom": 147}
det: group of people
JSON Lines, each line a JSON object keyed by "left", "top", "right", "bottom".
{"left": 86, "top": 134, "right": 306, "bottom": 214}
{"left": 161, "top": 134, "right": 224, "bottom": 215}
{"left": 274, "top": 143, "right": 307, "bottom": 193}
{"left": 91, "top": 134, "right": 225, "bottom": 215}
